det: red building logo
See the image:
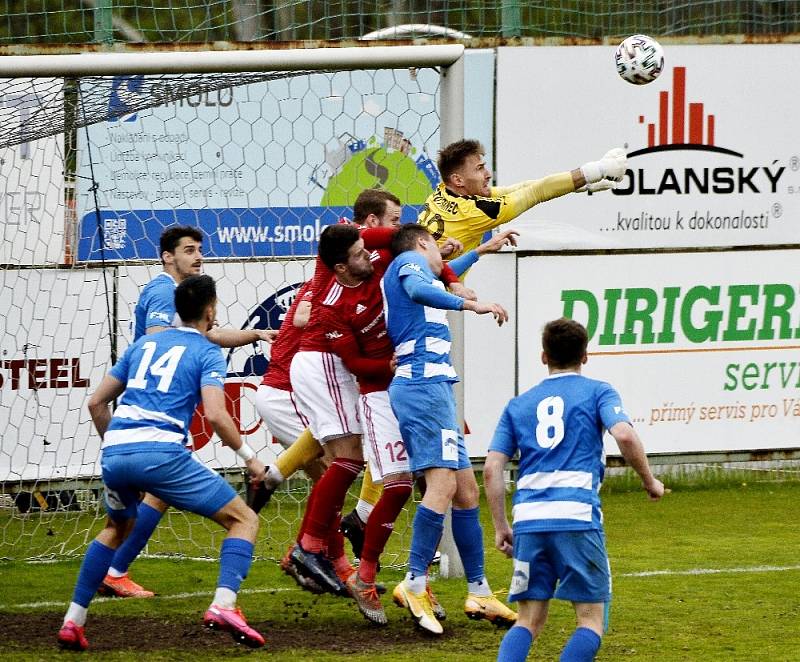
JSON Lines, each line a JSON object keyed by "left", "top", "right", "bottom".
{"left": 629, "top": 66, "right": 742, "bottom": 158}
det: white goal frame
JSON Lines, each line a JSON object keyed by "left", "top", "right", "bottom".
{"left": 0, "top": 43, "right": 467, "bottom": 575}
{"left": 0, "top": 44, "right": 464, "bottom": 77}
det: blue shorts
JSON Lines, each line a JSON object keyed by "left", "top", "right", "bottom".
{"left": 101, "top": 446, "right": 237, "bottom": 521}
{"left": 388, "top": 381, "right": 470, "bottom": 473}
{"left": 508, "top": 530, "right": 611, "bottom": 604}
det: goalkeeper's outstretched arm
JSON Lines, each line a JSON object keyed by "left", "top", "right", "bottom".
{"left": 491, "top": 147, "right": 628, "bottom": 225}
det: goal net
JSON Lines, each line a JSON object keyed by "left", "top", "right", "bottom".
{"left": 0, "top": 44, "right": 463, "bottom": 565}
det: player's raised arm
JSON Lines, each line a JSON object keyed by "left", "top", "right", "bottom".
{"left": 608, "top": 421, "right": 665, "bottom": 500}
{"left": 491, "top": 147, "right": 627, "bottom": 225}
{"left": 208, "top": 327, "right": 277, "bottom": 348}
{"left": 462, "top": 299, "right": 509, "bottom": 326}
{"left": 475, "top": 229, "right": 519, "bottom": 255}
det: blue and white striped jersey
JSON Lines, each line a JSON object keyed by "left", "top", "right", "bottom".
{"left": 381, "top": 250, "right": 460, "bottom": 384}
{"left": 489, "top": 372, "right": 630, "bottom": 533}
{"left": 133, "top": 272, "right": 180, "bottom": 341}
{"left": 103, "top": 327, "right": 226, "bottom": 454}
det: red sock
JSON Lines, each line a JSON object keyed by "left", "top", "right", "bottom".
{"left": 295, "top": 479, "right": 319, "bottom": 544}
{"left": 331, "top": 552, "right": 353, "bottom": 578}
{"left": 359, "top": 478, "right": 412, "bottom": 584}
{"left": 327, "top": 514, "right": 345, "bottom": 560}
{"left": 300, "top": 458, "right": 363, "bottom": 553}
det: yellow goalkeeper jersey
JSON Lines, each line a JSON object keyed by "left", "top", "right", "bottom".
{"left": 417, "top": 173, "right": 576, "bottom": 258}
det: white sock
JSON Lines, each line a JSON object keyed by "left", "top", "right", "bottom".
{"left": 64, "top": 602, "right": 88, "bottom": 627}
{"left": 468, "top": 578, "right": 492, "bottom": 597}
{"left": 212, "top": 587, "right": 237, "bottom": 609}
{"left": 404, "top": 571, "right": 426, "bottom": 594}
{"left": 355, "top": 500, "right": 373, "bottom": 523}
{"left": 264, "top": 466, "right": 284, "bottom": 490}
{"left": 106, "top": 567, "right": 125, "bottom": 578}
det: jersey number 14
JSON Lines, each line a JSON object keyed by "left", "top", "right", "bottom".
{"left": 128, "top": 342, "right": 187, "bottom": 393}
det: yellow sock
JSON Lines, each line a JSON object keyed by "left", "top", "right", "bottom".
{"left": 357, "top": 465, "right": 383, "bottom": 507}
{"left": 275, "top": 428, "right": 322, "bottom": 479}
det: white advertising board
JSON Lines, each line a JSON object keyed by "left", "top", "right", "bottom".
{"left": 0, "top": 77, "right": 65, "bottom": 265}
{"left": 463, "top": 253, "right": 517, "bottom": 457}
{"left": 0, "top": 269, "right": 110, "bottom": 482}
{"left": 497, "top": 45, "right": 799, "bottom": 249}
{"left": 517, "top": 249, "right": 800, "bottom": 455}
{"left": 76, "top": 69, "right": 443, "bottom": 261}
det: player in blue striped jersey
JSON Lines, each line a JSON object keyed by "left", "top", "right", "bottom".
{"left": 57, "top": 275, "right": 268, "bottom": 651}
{"left": 485, "top": 317, "right": 664, "bottom": 662}
{"left": 104, "top": 226, "right": 275, "bottom": 599}
{"left": 381, "top": 223, "right": 516, "bottom": 634}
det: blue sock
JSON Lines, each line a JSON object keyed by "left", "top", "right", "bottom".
{"left": 109, "top": 502, "right": 164, "bottom": 573}
{"left": 217, "top": 538, "right": 254, "bottom": 592}
{"left": 72, "top": 540, "right": 116, "bottom": 607}
{"left": 560, "top": 627, "right": 602, "bottom": 662}
{"left": 408, "top": 504, "right": 444, "bottom": 578}
{"left": 451, "top": 507, "right": 485, "bottom": 583}
{"left": 497, "top": 625, "right": 533, "bottom": 662}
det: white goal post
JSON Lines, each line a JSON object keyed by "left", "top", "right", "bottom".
{"left": 0, "top": 44, "right": 465, "bottom": 77}
{"left": 0, "top": 43, "right": 466, "bottom": 573}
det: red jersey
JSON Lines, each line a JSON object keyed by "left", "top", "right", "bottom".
{"left": 261, "top": 281, "right": 311, "bottom": 391}
{"left": 316, "top": 255, "right": 394, "bottom": 393}
{"left": 297, "top": 226, "right": 395, "bottom": 353}
{"left": 298, "top": 225, "right": 460, "bottom": 353}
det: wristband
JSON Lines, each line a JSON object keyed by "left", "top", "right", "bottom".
{"left": 236, "top": 443, "right": 256, "bottom": 462}
{"left": 580, "top": 160, "right": 603, "bottom": 184}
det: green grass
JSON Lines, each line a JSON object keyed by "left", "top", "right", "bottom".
{"left": 2, "top": 481, "right": 800, "bottom": 660}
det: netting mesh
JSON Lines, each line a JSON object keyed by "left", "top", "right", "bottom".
{"left": 0, "top": 72, "right": 317, "bottom": 151}
{"left": 0, "top": 1, "right": 798, "bottom": 44}
{"left": 0, "top": 65, "right": 442, "bottom": 562}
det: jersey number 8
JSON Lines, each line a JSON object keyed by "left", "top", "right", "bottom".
{"left": 535, "top": 396, "right": 565, "bottom": 449}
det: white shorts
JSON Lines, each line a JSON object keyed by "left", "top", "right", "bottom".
{"left": 359, "top": 390, "right": 410, "bottom": 482}
{"left": 254, "top": 384, "right": 309, "bottom": 448}
{"left": 289, "top": 351, "right": 361, "bottom": 443}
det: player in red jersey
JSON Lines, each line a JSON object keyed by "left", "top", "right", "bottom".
{"left": 250, "top": 280, "right": 337, "bottom": 593}
{"left": 286, "top": 225, "right": 395, "bottom": 595}
{"left": 254, "top": 281, "right": 315, "bottom": 454}
{"left": 251, "top": 281, "right": 326, "bottom": 495}
{"left": 312, "top": 225, "right": 408, "bottom": 624}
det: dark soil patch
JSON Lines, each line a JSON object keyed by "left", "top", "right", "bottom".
{"left": 2, "top": 611, "right": 455, "bottom": 654}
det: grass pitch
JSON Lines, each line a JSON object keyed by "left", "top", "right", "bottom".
{"left": 1, "top": 478, "right": 799, "bottom": 660}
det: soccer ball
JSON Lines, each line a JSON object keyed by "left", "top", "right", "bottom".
{"left": 614, "top": 34, "right": 664, "bottom": 85}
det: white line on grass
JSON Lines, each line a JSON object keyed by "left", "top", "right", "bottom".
{"left": 8, "top": 564, "right": 800, "bottom": 610}
{"left": 0, "top": 585, "right": 297, "bottom": 611}
{"left": 29, "top": 554, "right": 219, "bottom": 565}
{"left": 620, "top": 564, "right": 800, "bottom": 577}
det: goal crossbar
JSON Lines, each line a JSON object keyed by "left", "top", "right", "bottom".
{"left": 0, "top": 44, "right": 464, "bottom": 77}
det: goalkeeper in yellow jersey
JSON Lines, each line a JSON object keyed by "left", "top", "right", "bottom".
{"left": 418, "top": 139, "right": 626, "bottom": 259}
